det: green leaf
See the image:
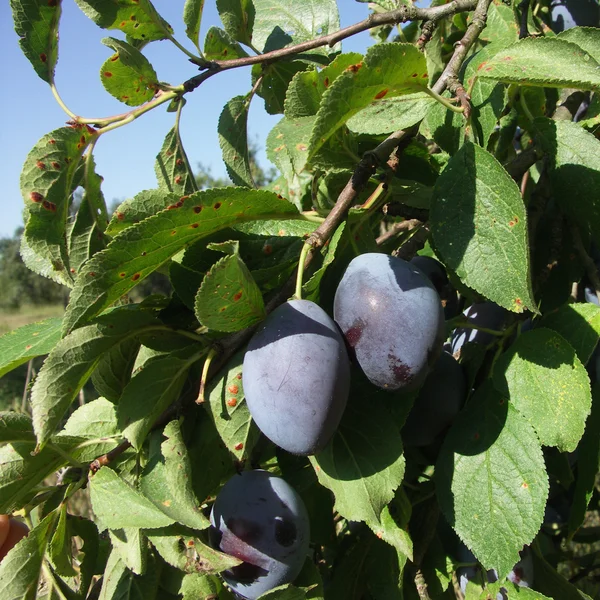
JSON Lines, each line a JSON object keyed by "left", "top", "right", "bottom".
{"left": 568, "top": 383, "right": 600, "bottom": 535}
{"left": 195, "top": 243, "right": 266, "bottom": 332}
{"left": 0, "top": 317, "right": 62, "bottom": 378}
{"left": 216, "top": 0, "right": 254, "bottom": 46}
{"left": 430, "top": 142, "right": 535, "bottom": 313}
{"left": 0, "top": 512, "right": 55, "bottom": 600}
{"left": 284, "top": 53, "right": 363, "bottom": 119}
{"left": 558, "top": 27, "right": 600, "bottom": 64}
{"left": 155, "top": 128, "right": 197, "bottom": 196}
{"left": 347, "top": 93, "right": 435, "bottom": 136}
{"left": 91, "top": 337, "right": 140, "bottom": 402}
{"left": 267, "top": 116, "right": 314, "bottom": 181}
{"left": 529, "top": 549, "right": 591, "bottom": 600}
{"left": 218, "top": 96, "right": 254, "bottom": 187}
{"left": 0, "top": 413, "right": 35, "bottom": 444}
{"left": 493, "top": 328, "right": 592, "bottom": 452}
{"left": 100, "top": 37, "right": 159, "bottom": 106}
{"left": 64, "top": 188, "right": 298, "bottom": 333}
{"left": 70, "top": 517, "right": 99, "bottom": 598}
{"left": 479, "top": 2, "right": 519, "bottom": 47}
{"left": 476, "top": 38, "right": 600, "bottom": 92}
{"left": 203, "top": 26, "right": 249, "bottom": 61}
{"left": 484, "top": 582, "right": 551, "bottom": 599}
{"left": 10, "top": 0, "right": 61, "bottom": 83}
{"left": 532, "top": 118, "right": 600, "bottom": 248}
{"left": 20, "top": 125, "right": 97, "bottom": 286}
{"left": 68, "top": 155, "right": 108, "bottom": 275}
{"left": 309, "top": 394, "right": 405, "bottom": 526}
{"left": 90, "top": 466, "right": 175, "bottom": 529}
{"left": 118, "top": 347, "right": 202, "bottom": 450}
{"left": 419, "top": 93, "right": 464, "bottom": 155}
{"left": 109, "top": 528, "right": 146, "bottom": 575}
{"left": 49, "top": 503, "right": 77, "bottom": 576}
{"left": 308, "top": 43, "right": 428, "bottom": 160}
{"left": 106, "top": 189, "right": 179, "bottom": 236}
{"left": 251, "top": 0, "right": 340, "bottom": 54}
{"left": 183, "top": 0, "right": 205, "bottom": 50}
{"left": 146, "top": 525, "right": 241, "bottom": 574}
{"left": 436, "top": 383, "right": 548, "bottom": 579}
{"left": 540, "top": 302, "right": 600, "bottom": 365}
{"left": 73, "top": 0, "right": 172, "bottom": 42}
{"left": 31, "top": 307, "right": 160, "bottom": 449}
{"left": 254, "top": 61, "right": 310, "bottom": 115}
{"left": 205, "top": 351, "right": 259, "bottom": 460}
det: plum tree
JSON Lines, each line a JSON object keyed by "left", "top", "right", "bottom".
{"left": 0, "top": 518, "right": 29, "bottom": 562}
{"left": 334, "top": 253, "right": 445, "bottom": 391}
{"left": 401, "top": 351, "right": 466, "bottom": 447}
{"left": 209, "top": 470, "right": 310, "bottom": 599}
{"left": 409, "top": 255, "right": 459, "bottom": 319}
{"left": 450, "top": 302, "right": 508, "bottom": 354}
{"left": 243, "top": 299, "right": 350, "bottom": 455}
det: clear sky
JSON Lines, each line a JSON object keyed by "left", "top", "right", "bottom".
{"left": 0, "top": 1, "right": 385, "bottom": 239}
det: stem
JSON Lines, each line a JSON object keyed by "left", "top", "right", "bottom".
{"left": 572, "top": 225, "right": 600, "bottom": 303}
{"left": 519, "top": 91, "right": 535, "bottom": 123}
{"left": 196, "top": 348, "right": 218, "bottom": 405}
{"left": 423, "top": 87, "right": 466, "bottom": 114}
{"left": 294, "top": 243, "right": 313, "bottom": 300}
{"left": 50, "top": 83, "right": 77, "bottom": 121}
{"left": 47, "top": 442, "right": 85, "bottom": 469}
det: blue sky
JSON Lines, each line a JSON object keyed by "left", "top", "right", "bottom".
{"left": 0, "top": 1, "right": 384, "bottom": 239}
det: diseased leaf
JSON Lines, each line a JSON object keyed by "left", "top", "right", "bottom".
{"left": 203, "top": 26, "right": 249, "bottom": 61}
{"left": 90, "top": 466, "right": 175, "bottom": 529}
{"left": 310, "top": 394, "right": 405, "bottom": 526}
{"left": 430, "top": 142, "right": 535, "bottom": 313}
{"left": 31, "top": 306, "right": 160, "bottom": 449}
{"left": 205, "top": 351, "right": 260, "bottom": 460}
{"left": 64, "top": 188, "right": 298, "bottom": 334}
{"left": 0, "top": 512, "right": 55, "bottom": 600}
{"left": 10, "top": 0, "right": 61, "bottom": 83}
{"left": 100, "top": 37, "right": 159, "bottom": 106}
{"left": 540, "top": 302, "right": 600, "bottom": 365}
{"left": 195, "top": 244, "right": 266, "bottom": 332}
{"left": 436, "top": 383, "right": 549, "bottom": 579}
{"left": 155, "top": 128, "right": 197, "bottom": 196}
{"left": 308, "top": 43, "right": 428, "bottom": 160}
{"left": 73, "top": 0, "right": 172, "bottom": 42}
{"left": 568, "top": 383, "right": 600, "bottom": 535}
{"left": 183, "top": 0, "right": 205, "bottom": 50}
{"left": 216, "top": 0, "right": 254, "bottom": 46}
{"left": 20, "top": 125, "right": 97, "bottom": 286}
{"left": 479, "top": 3, "right": 519, "bottom": 47}
{"left": 532, "top": 118, "right": 600, "bottom": 249}
{"left": 493, "top": 328, "right": 592, "bottom": 452}
{"left": 218, "top": 96, "right": 254, "bottom": 187}
{"left": 477, "top": 37, "right": 600, "bottom": 91}
{"left": 0, "top": 317, "right": 62, "bottom": 378}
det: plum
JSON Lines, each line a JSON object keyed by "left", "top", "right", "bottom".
{"left": 550, "top": 0, "right": 599, "bottom": 32}
{"left": 410, "top": 255, "right": 459, "bottom": 319}
{"left": 450, "top": 302, "right": 507, "bottom": 355}
{"left": 210, "top": 470, "right": 310, "bottom": 599}
{"left": 0, "top": 517, "right": 29, "bottom": 562}
{"left": 334, "top": 253, "right": 445, "bottom": 391}
{"left": 401, "top": 351, "right": 466, "bottom": 447}
{"left": 243, "top": 299, "right": 350, "bottom": 455}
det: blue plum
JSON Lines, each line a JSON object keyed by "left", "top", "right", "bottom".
{"left": 334, "top": 253, "right": 445, "bottom": 391}
{"left": 450, "top": 302, "right": 507, "bottom": 355}
{"left": 210, "top": 470, "right": 310, "bottom": 599}
{"left": 550, "top": 0, "right": 599, "bottom": 32}
{"left": 410, "top": 255, "right": 459, "bottom": 319}
{"left": 243, "top": 299, "right": 350, "bottom": 455}
{"left": 401, "top": 351, "right": 466, "bottom": 447}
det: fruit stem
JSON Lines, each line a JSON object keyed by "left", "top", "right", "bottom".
{"left": 423, "top": 87, "right": 465, "bottom": 114}
{"left": 294, "top": 242, "right": 313, "bottom": 300}
{"left": 196, "top": 348, "right": 218, "bottom": 404}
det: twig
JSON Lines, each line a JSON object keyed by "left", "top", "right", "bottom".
{"left": 572, "top": 224, "right": 600, "bottom": 303}
{"left": 89, "top": 441, "right": 131, "bottom": 474}
{"left": 376, "top": 219, "right": 422, "bottom": 246}
{"left": 518, "top": 0, "right": 531, "bottom": 39}
{"left": 21, "top": 360, "right": 34, "bottom": 412}
{"left": 417, "top": 21, "right": 437, "bottom": 51}
{"left": 394, "top": 224, "right": 431, "bottom": 261}
{"left": 504, "top": 146, "right": 540, "bottom": 182}
{"left": 414, "top": 569, "right": 432, "bottom": 600}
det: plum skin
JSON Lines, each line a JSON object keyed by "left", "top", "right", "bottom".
{"left": 210, "top": 470, "right": 310, "bottom": 599}
{"left": 0, "top": 517, "right": 29, "bottom": 562}
{"left": 334, "top": 253, "right": 445, "bottom": 392}
{"left": 243, "top": 299, "right": 350, "bottom": 455}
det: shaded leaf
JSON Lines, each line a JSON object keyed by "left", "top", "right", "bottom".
{"left": 64, "top": 188, "right": 298, "bottom": 333}
{"left": 155, "top": 127, "right": 196, "bottom": 196}
{"left": 183, "top": 0, "right": 205, "bottom": 50}
{"left": 218, "top": 95, "right": 254, "bottom": 187}
{"left": 436, "top": 383, "right": 548, "bottom": 578}
{"left": 430, "top": 142, "right": 535, "bottom": 313}
{"left": 109, "top": 528, "right": 146, "bottom": 575}
{"left": 0, "top": 317, "right": 62, "bottom": 378}
{"left": 49, "top": 503, "right": 76, "bottom": 576}
{"left": 493, "top": 328, "right": 591, "bottom": 452}
{"left": 204, "top": 26, "right": 249, "bottom": 61}
{"left": 216, "top": 0, "right": 254, "bottom": 46}
{"left": 91, "top": 337, "right": 140, "bottom": 402}
{"left": 0, "top": 413, "right": 35, "bottom": 444}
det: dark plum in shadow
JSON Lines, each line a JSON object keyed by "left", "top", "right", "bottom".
{"left": 210, "top": 470, "right": 310, "bottom": 599}
{"left": 334, "top": 253, "right": 445, "bottom": 392}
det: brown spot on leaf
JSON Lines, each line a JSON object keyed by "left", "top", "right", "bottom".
{"left": 110, "top": 54, "right": 119, "bottom": 62}
{"left": 521, "top": 482, "right": 528, "bottom": 489}
{"left": 227, "top": 398, "right": 237, "bottom": 407}
{"left": 228, "top": 384, "right": 239, "bottom": 394}
{"left": 51, "top": 161, "right": 61, "bottom": 169}
{"left": 116, "top": 212, "right": 125, "bottom": 220}
{"left": 174, "top": 175, "right": 182, "bottom": 184}
{"left": 40, "top": 53, "right": 47, "bottom": 63}
{"left": 48, "top": 139, "right": 56, "bottom": 145}
{"left": 190, "top": 223, "right": 199, "bottom": 229}
{"left": 194, "top": 205, "right": 202, "bottom": 214}
{"left": 36, "top": 161, "right": 46, "bottom": 170}
{"left": 346, "top": 62, "right": 363, "bottom": 73}
{"left": 103, "top": 71, "right": 113, "bottom": 78}
{"left": 236, "top": 372, "right": 242, "bottom": 380}
{"left": 214, "top": 202, "right": 221, "bottom": 209}
{"left": 263, "top": 244, "right": 272, "bottom": 255}
{"left": 89, "top": 272, "right": 96, "bottom": 277}
{"left": 120, "top": 272, "right": 126, "bottom": 277}
{"left": 42, "top": 200, "right": 56, "bottom": 211}
{"left": 132, "top": 273, "right": 141, "bottom": 281}
{"left": 233, "top": 291, "right": 242, "bottom": 302}
{"left": 176, "top": 159, "right": 183, "bottom": 166}
{"left": 374, "top": 89, "right": 388, "bottom": 100}
{"left": 234, "top": 443, "right": 244, "bottom": 451}
{"left": 30, "top": 192, "right": 44, "bottom": 203}
{"left": 324, "top": 77, "right": 329, "bottom": 87}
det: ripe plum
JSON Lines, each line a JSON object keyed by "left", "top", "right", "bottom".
{"left": 243, "top": 299, "right": 350, "bottom": 455}
{"left": 410, "top": 255, "right": 459, "bottom": 319}
{"left": 334, "top": 253, "right": 445, "bottom": 391}
{"left": 0, "top": 518, "right": 29, "bottom": 562}
{"left": 450, "top": 302, "right": 507, "bottom": 354}
{"left": 210, "top": 470, "right": 310, "bottom": 599}
{"left": 402, "top": 351, "right": 466, "bottom": 447}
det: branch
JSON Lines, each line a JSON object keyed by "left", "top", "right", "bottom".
{"left": 518, "top": 0, "right": 531, "bottom": 39}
